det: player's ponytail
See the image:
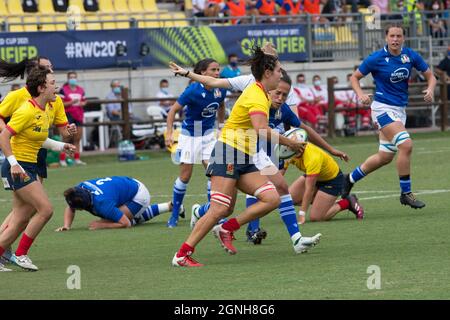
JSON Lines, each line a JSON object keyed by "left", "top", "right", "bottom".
{"left": 0, "top": 57, "right": 40, "bottom": 82}
{"left": 246, "top": 46, "right": 279, "bottom": 81}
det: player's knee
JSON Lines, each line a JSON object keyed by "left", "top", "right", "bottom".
{"left": 255, "top": 182, "right": 279, "bottom": 209}
{"left": 38, "top": 204, "right": 54, "bottom": 221}
{"left": 391, "top": 131, "right": 411, "bottom": 151}
{"left": 210, "top": 191, "right": 232, "bottom": 218}
{"left": 397, "top": 138, "right": 413, "bottom": 154}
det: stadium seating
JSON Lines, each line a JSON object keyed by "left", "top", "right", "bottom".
{"left": 98, "top": 0, "right": 114, "bottom": 13}
{"left": 116, "top": 14, "right": 130, "bottom": 29}
{"left": 54, "top": 15, "right": 68, "bottom": 30}
{"left": 23, "top": 15, "right": 39, "bottom": 31}
{"left": 0, "top": 0, "right": 8, "bottom": 15}
{"left": 100, "top": 15, "right": 116, "bottom": 29}
{"left": 143, "top": 0, "right": 158, "bottom": 13}
{"left": 128, "top": 0, "right": 144, "bottom": 13}
{"left": 40, "top": 16, "right": 57, "bottom": 31}
{"left": 142, "top": 13, "right": 159, "bottom": 28}
{"left": 7, "top": 17, "right": 24, "bottom": 32}
{"left": 84, "top": 14, "right": 102, "bottom": 30}
{"left": 38, "top": 0, "right": 56, "bottom": 14}
{"left": 172, "top": 12, "right": 189, "bottom": 27}
{"left": 113, "top": 0, "right": 129, "bottom": 13}
{"left": 7, "top": 0, "right": 24, "bottom": 15}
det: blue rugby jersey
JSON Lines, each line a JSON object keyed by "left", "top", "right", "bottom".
{"left": 177, "top": 82, "right": 227, "bottom": 136}
{"left": 77, "top": 176, "right": 139, "bottom": 222}
{"left": 358, "top": 45, "right": 428, "bottom": 107}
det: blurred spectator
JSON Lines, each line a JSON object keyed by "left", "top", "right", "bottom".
{"left": 205, "top": 0, "right": 225, "bottom": 17}
{"left": 428, "top": 0, "right": 447, "bottom": 39}
{"left": 293, "top": 74, "right": 321, "bottom": 129}
{"left": 105, "top": 80, "right": 123, "bottom": 121}
{"left": 10, "top": 84, "right": 21, "bottom": 91}
{"left": 193, "top": 0, "right": 206, "bottom": 17}
{"left": 156, "top": 79, "right": 175, "bottom": 117}
{"left": 224, "top": 0, "right": 247, "bottom": 24}
{"left": 256, "top": 0, "right": 277, "bottom": 22}
{"left": 246, "top": 0, "right": 260, "bottom": 16}
{"left": 279, "top": 0, "right": 303, "bottom": 23}
{"left": 322, "top": 0, "right": 345, "bottom": 22}
{"left": 60, "top": 71, "right": 87, "bottom": 166}
{"left": 371, "top": 0, "right": 389, "bottom": 15}
{"left": 303, "top": 0, "right": 327, "bottom": 22}
{"left": 436, "top": 44, "right": 450, "bottom": 98}
{"left": 220, "top": 54, "right": 241, "bottom": 78}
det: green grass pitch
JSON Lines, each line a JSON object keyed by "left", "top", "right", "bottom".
{"left": 1, "top": 131, "right": 449, "bottom": 299}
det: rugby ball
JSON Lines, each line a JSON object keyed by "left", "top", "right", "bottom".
{"left": 275, "top": 128, "right": 308, "bottom": 160}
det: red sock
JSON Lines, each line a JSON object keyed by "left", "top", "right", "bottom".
{"left": 15, "top": 233, "right": 34, "bottom": 256}
{"left": 337, "top": 198, "right": 350, "bottom": 210}
{"left": 222, "top": 218, "right": 240, "bottom": 232}
{"left": 0, "top": 246, "right": 4, "bottom": 257}
{"left": 177, "top": 242, "right": 194, "bottom": 258}
{"left": 60, "top": 152, "right": 66, "bottom": 161}
{"left": 74, "top": 152, "right": 80, "bottom": 160}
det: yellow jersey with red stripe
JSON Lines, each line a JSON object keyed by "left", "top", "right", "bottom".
{"left": 219, "top": 82, "right": 271, "bottom": 155}
{"left": 0, "top": 87, "right": 68, "bottom": 128}
{"left": 6, "top": 99, "right": 52, "bottom": 163}
{"left": 285, "top": 143, "right": 340, "bottom": 181}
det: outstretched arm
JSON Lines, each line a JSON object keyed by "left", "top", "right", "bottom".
{"left": 169, "top": 62, "right": 232, "bottom": 89}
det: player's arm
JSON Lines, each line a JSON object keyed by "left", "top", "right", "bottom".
{"left": 169, "top": 62, "right": 232, "bottom": 89}
{"left": 55, "top": 206, "right": 76, "bottom": 231}
{"left": 250, "top": 113, "right": 305, "bottom": 153}
{"left": 300, "top": 174, "right": 318, "bottom": 215}
{"left": 165, "top": 101, "right": 183, "bottom": 147}
{"left": 422, "top": 69, "right": 437, "bottom": 103}
{"left": 0, "top": 117, "right": 5, "bottom": 132}
{"left": 57, "top": 123, "right": 77, "bottom": 139}
{"left": 350, "top": 70, "right": 371, "bottom": 105}
{"left": 300, "top": 123, "right": 349, "bottom": 162}
{"left": 89, "top": 206, "right": 132, "bottom": 230}
{"left": 217, "top": 101, "right": 225, "bottom": 128}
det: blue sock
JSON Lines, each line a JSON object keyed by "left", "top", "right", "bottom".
{"left": 197, "top": 202, "right": 210, "bottom": 218}
{"left": 246, "top": 195, "right": 260, "bottom": 233}
{"left": 350, "top": 166, "right": 366, "bottom": 184}
{"left": 400, "top": 175, "right": 411, "bottom": 193}
{"left": 207, "top": 179, "right": 211, "bottom": 202}
{"left": 142, "top": 204, "right": 161, "bottom": 221}
{"left": 171, "top": 177, "right": 187, "bottom": 220}
{"left": 279, "top": 194, "right": 300, "bottom": 237}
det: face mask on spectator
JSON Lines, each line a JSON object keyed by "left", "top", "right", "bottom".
{"left": 68, "top": 78, "right": 77, "bottom": 86}
{"left": 230, "top": 61, "right": 238, "bottom": 68}
{"left": 161, "top": 87, "right": 169, "bottom": 94}
{"left": 314, "top": 80, "right": 321, "bottom": 86}
{"left": 113, "top": 87, "right": 121, "bottom": 94}
{"left": 432, "top": 4, "right": 439, "bottom": 10}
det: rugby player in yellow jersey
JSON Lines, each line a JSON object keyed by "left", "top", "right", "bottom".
{"left": 284, "top": 142, "right": 364, "bottom": 224}
{"left": 0, "top": 67, "right": 75, "bottom": 272}
{"left": 172, "top": 47, "right": 320, "bottom": 267}
{"left": 0, "top": 57, "right": 76, "bottom": 271}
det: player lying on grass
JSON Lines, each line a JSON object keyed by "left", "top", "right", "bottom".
{"left": 56, "top": 176, "right": 184, "bottom": 231}
{"left": 281, "top": 131, "right": 364, "bottom": 224}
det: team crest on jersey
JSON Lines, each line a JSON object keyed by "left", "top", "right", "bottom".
{"left": 226, "top": 164, "right": 234, "bottom": 176}
{"left": 275, "top": 109, "right": 282, "bottom": 120}
{"left": 385, "top": 57, "right": 389, "bottom": 63}
{"left": 201, "top": 92, "right": 206, "bottom": 98}
{"left": 400, "top": 54, "right": 410, "bottom": 64}
{"left": 214, "top": 88, "right": 222, "bottom": 99}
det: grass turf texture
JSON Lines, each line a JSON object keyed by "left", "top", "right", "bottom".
{"left": 1, "top": 131, "right": 449, "bottom": 299}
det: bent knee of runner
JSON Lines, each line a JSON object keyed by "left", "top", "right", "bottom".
{"left": 210, "top": 191, "right": 233, "bottom": 218}
{"left": 391, "top": 131, "right": 411, "bottom": 152}
{"left": 254, "top": 182, "right": 280, "bottom": 209}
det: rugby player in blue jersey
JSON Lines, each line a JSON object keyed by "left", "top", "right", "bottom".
{"left": 164, "top": 59, "right": 226, "bottom": 228}
{"left": 56, "top": 176, "right": 183, "bottom": 231}
{"left": 344, "top": 24, "right": 436, "bottom": 209}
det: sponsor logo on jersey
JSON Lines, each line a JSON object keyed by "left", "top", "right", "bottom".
{"left": 390, "top": 68, "right": 409, "bottom": 83}
{"left": 201, "top": 102, "right": 219, "bottom": 118}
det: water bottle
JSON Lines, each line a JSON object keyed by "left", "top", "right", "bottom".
{"left": 118, "top": 140, "right": 127, "bottom": 161}
{"left": 126, "top": 140, "right": 136, "bottom": 161}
